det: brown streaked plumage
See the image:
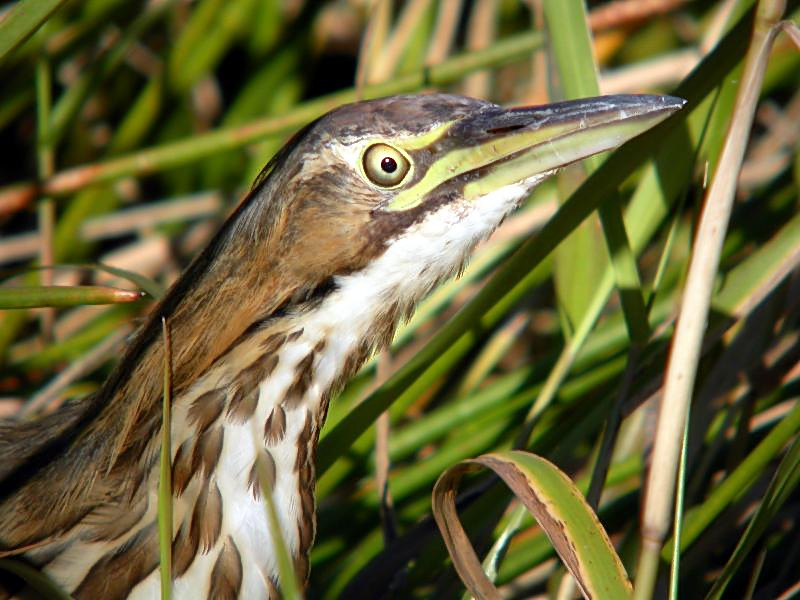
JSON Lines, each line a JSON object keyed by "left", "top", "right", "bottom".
{"left": 209, "top": 536, "right": 243, "bottom": 600}
{"left": 188, "top": 389, "right": 226, "bottom": 433}
{"left": 0, "top": 93, "right": 683, "bottom": 598}
{"left": 264, "top": 406, "right": 287, "bottom": 445}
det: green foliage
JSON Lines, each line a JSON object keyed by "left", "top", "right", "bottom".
{"left": 0, "top": 1, "right": 798, "bottom": 598}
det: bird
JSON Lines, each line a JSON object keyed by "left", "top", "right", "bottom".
{"left": 0, "top": 92, "right": 683, "bottom": 599}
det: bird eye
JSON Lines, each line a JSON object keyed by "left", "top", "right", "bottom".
{"left": 363, "top": 144, "right": 410, "bottom": 187}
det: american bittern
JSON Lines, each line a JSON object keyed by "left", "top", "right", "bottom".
{"left": 0, "top": 93, "right": 683, "bottom": 598}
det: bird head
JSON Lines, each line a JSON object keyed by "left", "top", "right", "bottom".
{"left": 230, "top": 93, "right": 685, "bottom": 302}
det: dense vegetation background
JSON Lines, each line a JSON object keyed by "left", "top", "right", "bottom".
{"left": 0, "top": 0, "right": 799, "bottom": 598}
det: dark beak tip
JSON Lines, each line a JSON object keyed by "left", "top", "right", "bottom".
{"left": 591, "top": 93, "right": 687, "bottom": 124}
{"left": 653, "top": 94, "right": 688, "bottom": 111}
{"left": 609, "top": 93, "right": 687, "bottom": 114}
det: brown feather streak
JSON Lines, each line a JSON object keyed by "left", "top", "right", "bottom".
{"left": 187, "top": 389, "right": 226, "bottom": 433}
{"left": 283, "top": 352, "right": 315, "bottom": 409}
{"left": 191, "top": 480, "right": 222, "bottom": 554}
{"left": 73, "top": 522, "right": 159, "bottom": 600}
{"left": 248, "top": 450, "right": 277, "bottom": 501}
{"left": 227, "top": 356, "right": 277, "bottom": 423}
{"left": 208, "top": 536, "right": 243, "bottom": 600}
{"left": 194, "top": 427, "right": 224, "bottom": 478}
{"left": 172, "top": 520, "right": 199, "bottom": 577}
{"left": 295, "top": 411, "right": 316, "bottom": 569}
{"left": 263, "top": 405, "right": 287, "bottom": 446}
{"left": 172, "top": 438, "right": 195, "bottom": 497}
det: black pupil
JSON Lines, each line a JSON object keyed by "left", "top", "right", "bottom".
{"left": 381, "top": 156, "right": 397, "bottom": 173}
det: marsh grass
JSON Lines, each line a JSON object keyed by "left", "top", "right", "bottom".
{"left": 1, "top": 0, "right": 799, "bottom": 598}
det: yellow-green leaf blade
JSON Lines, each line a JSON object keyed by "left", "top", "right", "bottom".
{"left": 158, "top": 318, "right": 173, "bottom": 599}
{"left": 0, "top": 285, "right": 144, "bottom": 309}
{"left": 433, "top": 450, "right": 631, "bottom": 600}
{"left": 0, "top": 0, "right": 69, "bottom": 64}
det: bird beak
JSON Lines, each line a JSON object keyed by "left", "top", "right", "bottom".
{"left": 388, "top": 94, "right": 685, "bottom": 211}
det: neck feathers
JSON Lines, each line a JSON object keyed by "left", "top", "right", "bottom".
{"left": 0, "top": 164, "right": 384, "bottom": 550}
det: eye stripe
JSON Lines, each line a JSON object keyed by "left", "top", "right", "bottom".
{"left": 386, "top": 121, "right": 580, "bottom": 211}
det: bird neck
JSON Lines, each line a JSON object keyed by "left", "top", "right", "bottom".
{"left": 162, "top": 265, "right": 409, "bottom": 588}
{"left": 140, "top": 245, "right": 414, "bottom": 595}
{"left": 23, "top": 248, "right": 413, "bottom": 598}
{"left": 96, "top": 181, "right": 378, "bottom": 473}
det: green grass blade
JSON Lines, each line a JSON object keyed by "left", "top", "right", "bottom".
{"left": 433, "top": 450, "right": 632, "bottom": 599}
{"left": 0, "top": 559, "right": 72, "bottom": 600}
{"left": 158, "top": 318, "right": 173, "bottom": 599}
{"left": 0, "top": 0, "right": 68, "bottom": 63}
{"left": 48, "top": 0, "right": 173, "bottom": 146}
{"left": 86, "top": 264, "right": 165, "bottom": 300}
{"left": 670, "top": 410, "right": 692, "bottom": 600}
{"left": 543, "top": 0, "right": 649, "bottom": 343}
{"left": 664, "top": 398, "right": 800, "bottom": 556}
{"left": 543, "top": 0, "right": 608, "bottom": 334}
{"left": 712, "top": 208, "right": 800, "bottom": 316}
{"left": 2, "top": 264, "right": 165, "bottom": 299}
{"left": 705, "top": 426, "right": 800, "bottom": 599}
{"left": 0, "top": 285, "right": 144, "bottom": 308}
{"left": 542, "top": 0, "right": 599, "bottom": 99}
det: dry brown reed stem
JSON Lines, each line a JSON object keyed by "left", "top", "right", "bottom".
{"left": 355, "top": 0, "right": 391, "bottom": 96}
{"left": 462, "top": 0, "right": 497, "bottom": 99}
{"left": 588, "top": 0, "right": 690, "bottom": 31}
{"left": 0, "top": 192, "right": 221, "bottom": 264}
{"left": 372, "top": 0, "right": 431, "bottom": 82}
{"left": 600, "top": 49, "right": 701, "bottom": 94}
{"left": 425, "top": 0, "right": 463, "bottom": 65}
{"left": 634, "top": 2, "right": 791, "bottom": 597}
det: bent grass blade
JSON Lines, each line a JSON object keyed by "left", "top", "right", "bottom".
{"left": 432, "top": 450, "right": 631, "bottom": 600}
